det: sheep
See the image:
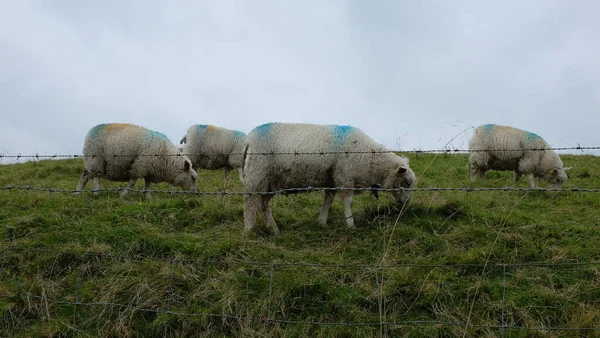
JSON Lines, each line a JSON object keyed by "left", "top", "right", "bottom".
{"left": 242, "top": 122, "right": 417, "bottom": 235}
{"left": 179, "top": 124, "right": 247, "bottom": 181}
{"left": 468, "top": 124, "right": 570, "bottom": 188}
{"left": 75, "top": 123, "right": 198, "bottom": 198}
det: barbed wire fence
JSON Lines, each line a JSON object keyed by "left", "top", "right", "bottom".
{"left": 1, "top": 144, "right": 600, "bottom": 161}
{"left": 1, "top": 146, "right": 599, "bottom": 335}
{"left": 3, "top": 185, "right": 600, "bottom": 195}
{"left": 1, "top": 144, "right": 599, "bottom": 195}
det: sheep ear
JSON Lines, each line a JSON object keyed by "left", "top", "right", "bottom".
{"left": 184, "top": 161, "right": 191, "bottom": 171}
{"left": 564, "top": 167, "right": 572, "bottom": 171}
{"left": 396, "top": 166, "right": 407, "bottom": 175}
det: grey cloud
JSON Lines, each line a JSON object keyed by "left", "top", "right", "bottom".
{"left": 0, "top": 0, "right": 598, "bottom": 164}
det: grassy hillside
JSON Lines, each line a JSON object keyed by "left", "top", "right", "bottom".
{"left": 0, "top": 153, "right": 599, "bottom": 337}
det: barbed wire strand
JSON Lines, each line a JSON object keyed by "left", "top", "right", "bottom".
{"left": 3, "top": 185, "right": 600, "bottom": 195}
{"left": 1, "top": 145, "right": 599, "bottom": 160}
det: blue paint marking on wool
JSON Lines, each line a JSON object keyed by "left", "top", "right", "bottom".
{"left": 253, "top": 123, "right": 273, "bottom": 139}
{"left": 88, "top": 123, "right": 123, "bottom": 140}
{"left": 148, "top": 129, "right": 169, "bottom": 140}
{"left": 88, "top": 124, "right": 106, "bottom": 139}
{"left": 482, "top": 124, "right": 496, "bottom": 134}
{"left": 195, "top": 124, "right": 210, "bottom": 134}
{"left": 233, "top": 130, "right": 247, "bottom": 140}
{"left": 524, "top": 131, "right": 541, "bottom": 144}
{"left": 330, "top": 125, "right": 355, "bottom": 148}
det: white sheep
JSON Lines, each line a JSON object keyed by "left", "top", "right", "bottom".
{"left": 180, "top": 124, "right": 247, "bottom": 181}
{"left": 468, "top": 124, "right": 569, "bottom": 188}
{"left": 242, "top": 122, "right": 417, "bottom": 234}
{"left": 75, "top": 123, "right": 198, "bottom": 198}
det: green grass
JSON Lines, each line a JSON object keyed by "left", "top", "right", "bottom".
{"left": 0, "top": 154, "right": 599, "bottom": 337}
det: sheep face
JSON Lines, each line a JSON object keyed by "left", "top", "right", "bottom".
{"left": 172, "top": 160, "right": 199, "bottom": 192}
{"left": 384, "top": 164, "right": 416, "bottom": 206}
{"left": 544, "top": 167, "right": 569, "bottom": 188}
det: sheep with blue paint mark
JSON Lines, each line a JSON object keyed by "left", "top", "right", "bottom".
{"left": 180, "top": 125, "right": 247, "bottom": 181}
{"left": 242, "top": 122, "right": 417, "bottom": 234}
{"left": 468, "top": 124, "right": 570, "bottom": 188}
{"left": 75, "top": 123, "right": 198, "bottom": 198}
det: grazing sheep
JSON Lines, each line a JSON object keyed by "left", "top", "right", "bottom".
{"left": 242, "top": 122, "right": 417, "bottom": 234}
{"left": 468, "top": 124, "right": 570, "bottom": 188}
{"left": 75, "top": 123, "right": 198, "bottom": 198}
{"left": 180, "top": 124, "right": 247, "bottom": 181}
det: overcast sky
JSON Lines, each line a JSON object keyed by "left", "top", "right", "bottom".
{"left": 1, "top": 0, "right": 599, "bottom": 163}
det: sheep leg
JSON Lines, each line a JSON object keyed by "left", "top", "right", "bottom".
{"left": 243, "top": 195, "right": 261, "bottom": 232}
{"left": 469, "top": 163, "right": 485, "bottom": 181}
{"left": 527, "top": 174, "right": 536, "bottom": 188}
{"left": 317, "top": 192, "right": 336, "bottom": 226}
{"left": 469, "top": 154, "right": 488, "bottom": 182}
{"left": 469, "top": 170, "right": 478, "bottom": 182}
{"left": 143, "top": 179, "right": 152, "bottom": 199}
{"left": 339, "top": 191, "right": 355, "bottom": 229}
{"left": 477, "top": 168, "right": 487, "bottom": 181}
{"left": 237, "top": 168, "right": 244, "bottom": 182}
{"left": 517, "top": 161, "right": 536, "bottom": 188}
{"left": 468, "top": 161, "right": 477, "bottom": 182}
{"left": 92, "top": 177, "right": 101, "bottom": 196}
{"left": 513, "top": 170, "right": 522, "bottom": 185}
{"left": 75, "top": 170, "right": 90, "bottom": 195}
{"left": 261, "top": 195, "right": 279, "bottom": 235}
{"left": 120, "top": 178, "right": 137, "bottom": 198}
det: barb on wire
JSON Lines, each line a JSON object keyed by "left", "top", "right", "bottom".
{"left": 3, "top": 185, "right": 600, "bottom": 195}
{"left": 1, "top": 145, "right": 600, "bottom": 159}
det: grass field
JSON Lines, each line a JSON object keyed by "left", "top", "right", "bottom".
{"left": 0, "top": 153, "right": 599, "bottom": 337}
